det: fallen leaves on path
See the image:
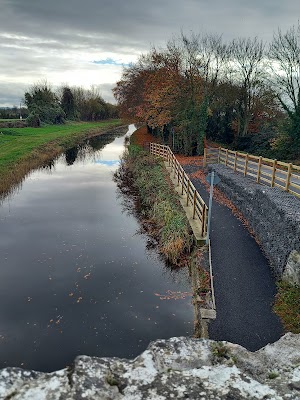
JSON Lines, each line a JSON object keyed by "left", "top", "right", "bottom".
{"left": 175, "top": 153, "right": 259, "bottom": 243}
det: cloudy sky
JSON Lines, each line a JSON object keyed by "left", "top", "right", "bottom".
{"left": 0, "top": 0, "right": 299, "bottom": 107}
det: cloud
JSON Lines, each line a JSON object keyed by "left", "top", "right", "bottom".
{"left": 1, "top": 0, "right": 300, "bottom": 106}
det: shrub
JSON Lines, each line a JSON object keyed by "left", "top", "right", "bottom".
{"left": 26, "top": 113, "right": 41, "bottom": 127}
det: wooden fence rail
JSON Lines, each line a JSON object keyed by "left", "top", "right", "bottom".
{"left": 150, "top": 142, "right": 208, "bottom": 238}
{"left": 204, "top": 147, "right": 300, "bottom": 198}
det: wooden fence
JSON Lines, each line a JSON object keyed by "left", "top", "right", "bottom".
{"left": 150, "top": 143, "right": 208, "bottom": 237}
{"left": 204, "top": 147, "right": 300, "bottom": 198}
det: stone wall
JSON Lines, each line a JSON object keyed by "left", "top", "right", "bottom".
{"left": 0, "top": 334, "right": 299, "bottom": 399}
{"left": 209, "top": 164, "right": 300, "bottom": 277}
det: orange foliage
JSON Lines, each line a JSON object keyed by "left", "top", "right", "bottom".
{"left": 130, "top": 126, "right": 161, "bottom": 147}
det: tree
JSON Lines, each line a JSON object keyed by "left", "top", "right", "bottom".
{"left": 229, "top": 37, "right": 265, "bottom": 138}
{"left": 269, "top": 23, "right": 300, "bottom": 152}
{"left": 61, "top": 86, "right": 76, "bottom": 120}
{"left": 24, "top": 81, "right": 65, "bottom": 126}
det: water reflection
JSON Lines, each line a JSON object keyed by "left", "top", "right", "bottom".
{"left": 0, "top": 124, "right": 193, "bottom": 372}
{"left": 65, "top": 147, "right": 79, "bottom": 166}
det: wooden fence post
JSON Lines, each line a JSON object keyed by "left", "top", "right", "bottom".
{"left": 173, "top": 156, "right": 176, "bottom": 178}
{"left": 225, "top": 149, "right": 228, "bottom": 166}
{"left": 244, "top": 154, "right": 249, "bottom": 176}
{"left": 218, "top": 147, "right": 221, "bottom": 163}
{"left": 181, "top": 170, "right": 185, "bottom": 195}
{"left": 186, "top": 180, "right": 190, "bottom": 206}
{"left": 257, "top": 156, "right": 262, "bottom": 183}
{"left": 192, "top": 190, "right": 197, "bottom": 219}
{"left": 177, "top": 166, "right": 180, "bottom": 186}
{"left": 234, "top": 152, "right": 237, "bottom": 171}
{"left": 271, "top": 159, "right": 277, "bottom": 187}
{"left": 285, "top": 163, "right": 292, "bottom": 192}
{"left": 201, "top": 205, "right": 206, "bottom": 236}
{"left": 203, "top": 148, "right": 207, "bottom": 167}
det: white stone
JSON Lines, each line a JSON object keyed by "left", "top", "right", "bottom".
{"left": 0, "top": 334, "right": 300, "bottom": 399}
{"left": 283, "top": 250, "right": 300, "bottom": 286}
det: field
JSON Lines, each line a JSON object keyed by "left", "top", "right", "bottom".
{"left": 0, "top": 120, "right": 122, "bottom": 196}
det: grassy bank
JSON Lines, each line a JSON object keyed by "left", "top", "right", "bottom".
{"left": 116, "top": 142, "right": 194, "bottom": 266}
{"left": 273, "top": 281, "right": 300, "bottom": 333}
{"left": 0, "top": 120, "right": 122, "bottom": 197}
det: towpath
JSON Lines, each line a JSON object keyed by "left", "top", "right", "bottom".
{"left": 181, "top": 160, "right": 283, "bottom": 351}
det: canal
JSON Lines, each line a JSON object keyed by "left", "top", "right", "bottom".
{"left": 0, "top": 125, "right": 193, "bottom": 372}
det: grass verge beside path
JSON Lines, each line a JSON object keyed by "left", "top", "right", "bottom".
{"left": 116, "top": 142, "right": 194, "bottom": 265}
{"left": 274, "top": 281, "right": 300, "bottom": 333}
{"left": 0, "top": 120, "right": 123, "bottom": 197}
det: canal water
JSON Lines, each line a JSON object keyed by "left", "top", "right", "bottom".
{"left": 0, "top": 125, "right": 193, "bottom": 372}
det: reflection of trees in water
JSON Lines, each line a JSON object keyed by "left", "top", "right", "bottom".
{"left": 1, "top": 127, "right": 129, "bottom": 202}
{"left": 63, "top": 130, "right": 128, "bottom": 166}
{"left": 65, "top": 147, "right": 79, "bottom": 165}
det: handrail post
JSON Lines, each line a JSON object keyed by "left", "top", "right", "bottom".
{"left": 244, "top": 154, "right": 249, "bottom": 176}
{"left": 186, "top": 180, "right": 190, "bottom": 206}
{"left": 225, "top": 149, "right": 228, "bottom": 166}
{"left": 181, "top": 170, "right": 185, "bottom": 194}
{"left": 192, "top": 190, "right": 197, "bottom": 219}
{"left": 234, "top": 151, "right": 237, "bottom": 171}
{"left": 257, "top": 156, "right": 262, "bottom": 183}
{"left": 177, "top": 166, "right": 180, "bottom": 186}
{"left": 285, "top": 163, "right": 292, "bottom": 192}
{"left": 203, "top": 148, "right": 207, "bottom": 167}
{"left": 271, "top": 159, "right": 277, "bottom": 187}
{"left": 173, "top": 156, "right": 176, "bottom": 178}
{"left": 201, "top": 205, "right": 206, "bottom": 236}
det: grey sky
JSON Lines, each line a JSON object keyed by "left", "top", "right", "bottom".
{"left": 0, "top": 0, "right": 299, "bottom": 106}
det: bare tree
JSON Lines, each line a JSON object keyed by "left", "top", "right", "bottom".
{"left": 229, "top": 37, "right": 265, "bottom": 137}
{"left": 269, "top": 23, "right": 300, "bottom": 114}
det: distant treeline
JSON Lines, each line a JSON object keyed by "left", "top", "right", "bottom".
{"left": 23, "top": 82, "right": 118, "bottom": 127}
{"left": 114, "top": 23, "right": 300, "bottom": 160}
{"left": 0, "top": 107, "right": 28, "bottom": 120}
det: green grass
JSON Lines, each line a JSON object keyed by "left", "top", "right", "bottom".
{"left": 0, "top": 120, "right": 121, "bottom": 173}
{"left": 0, "top": 120, "right": 123, "bottom": 197}
{"left": 273, "top": 281, "right": 300, "bottom": 333}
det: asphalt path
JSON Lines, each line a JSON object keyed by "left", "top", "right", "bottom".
{"left": 184, "top": 164, "right": 283, "bottom": 351}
